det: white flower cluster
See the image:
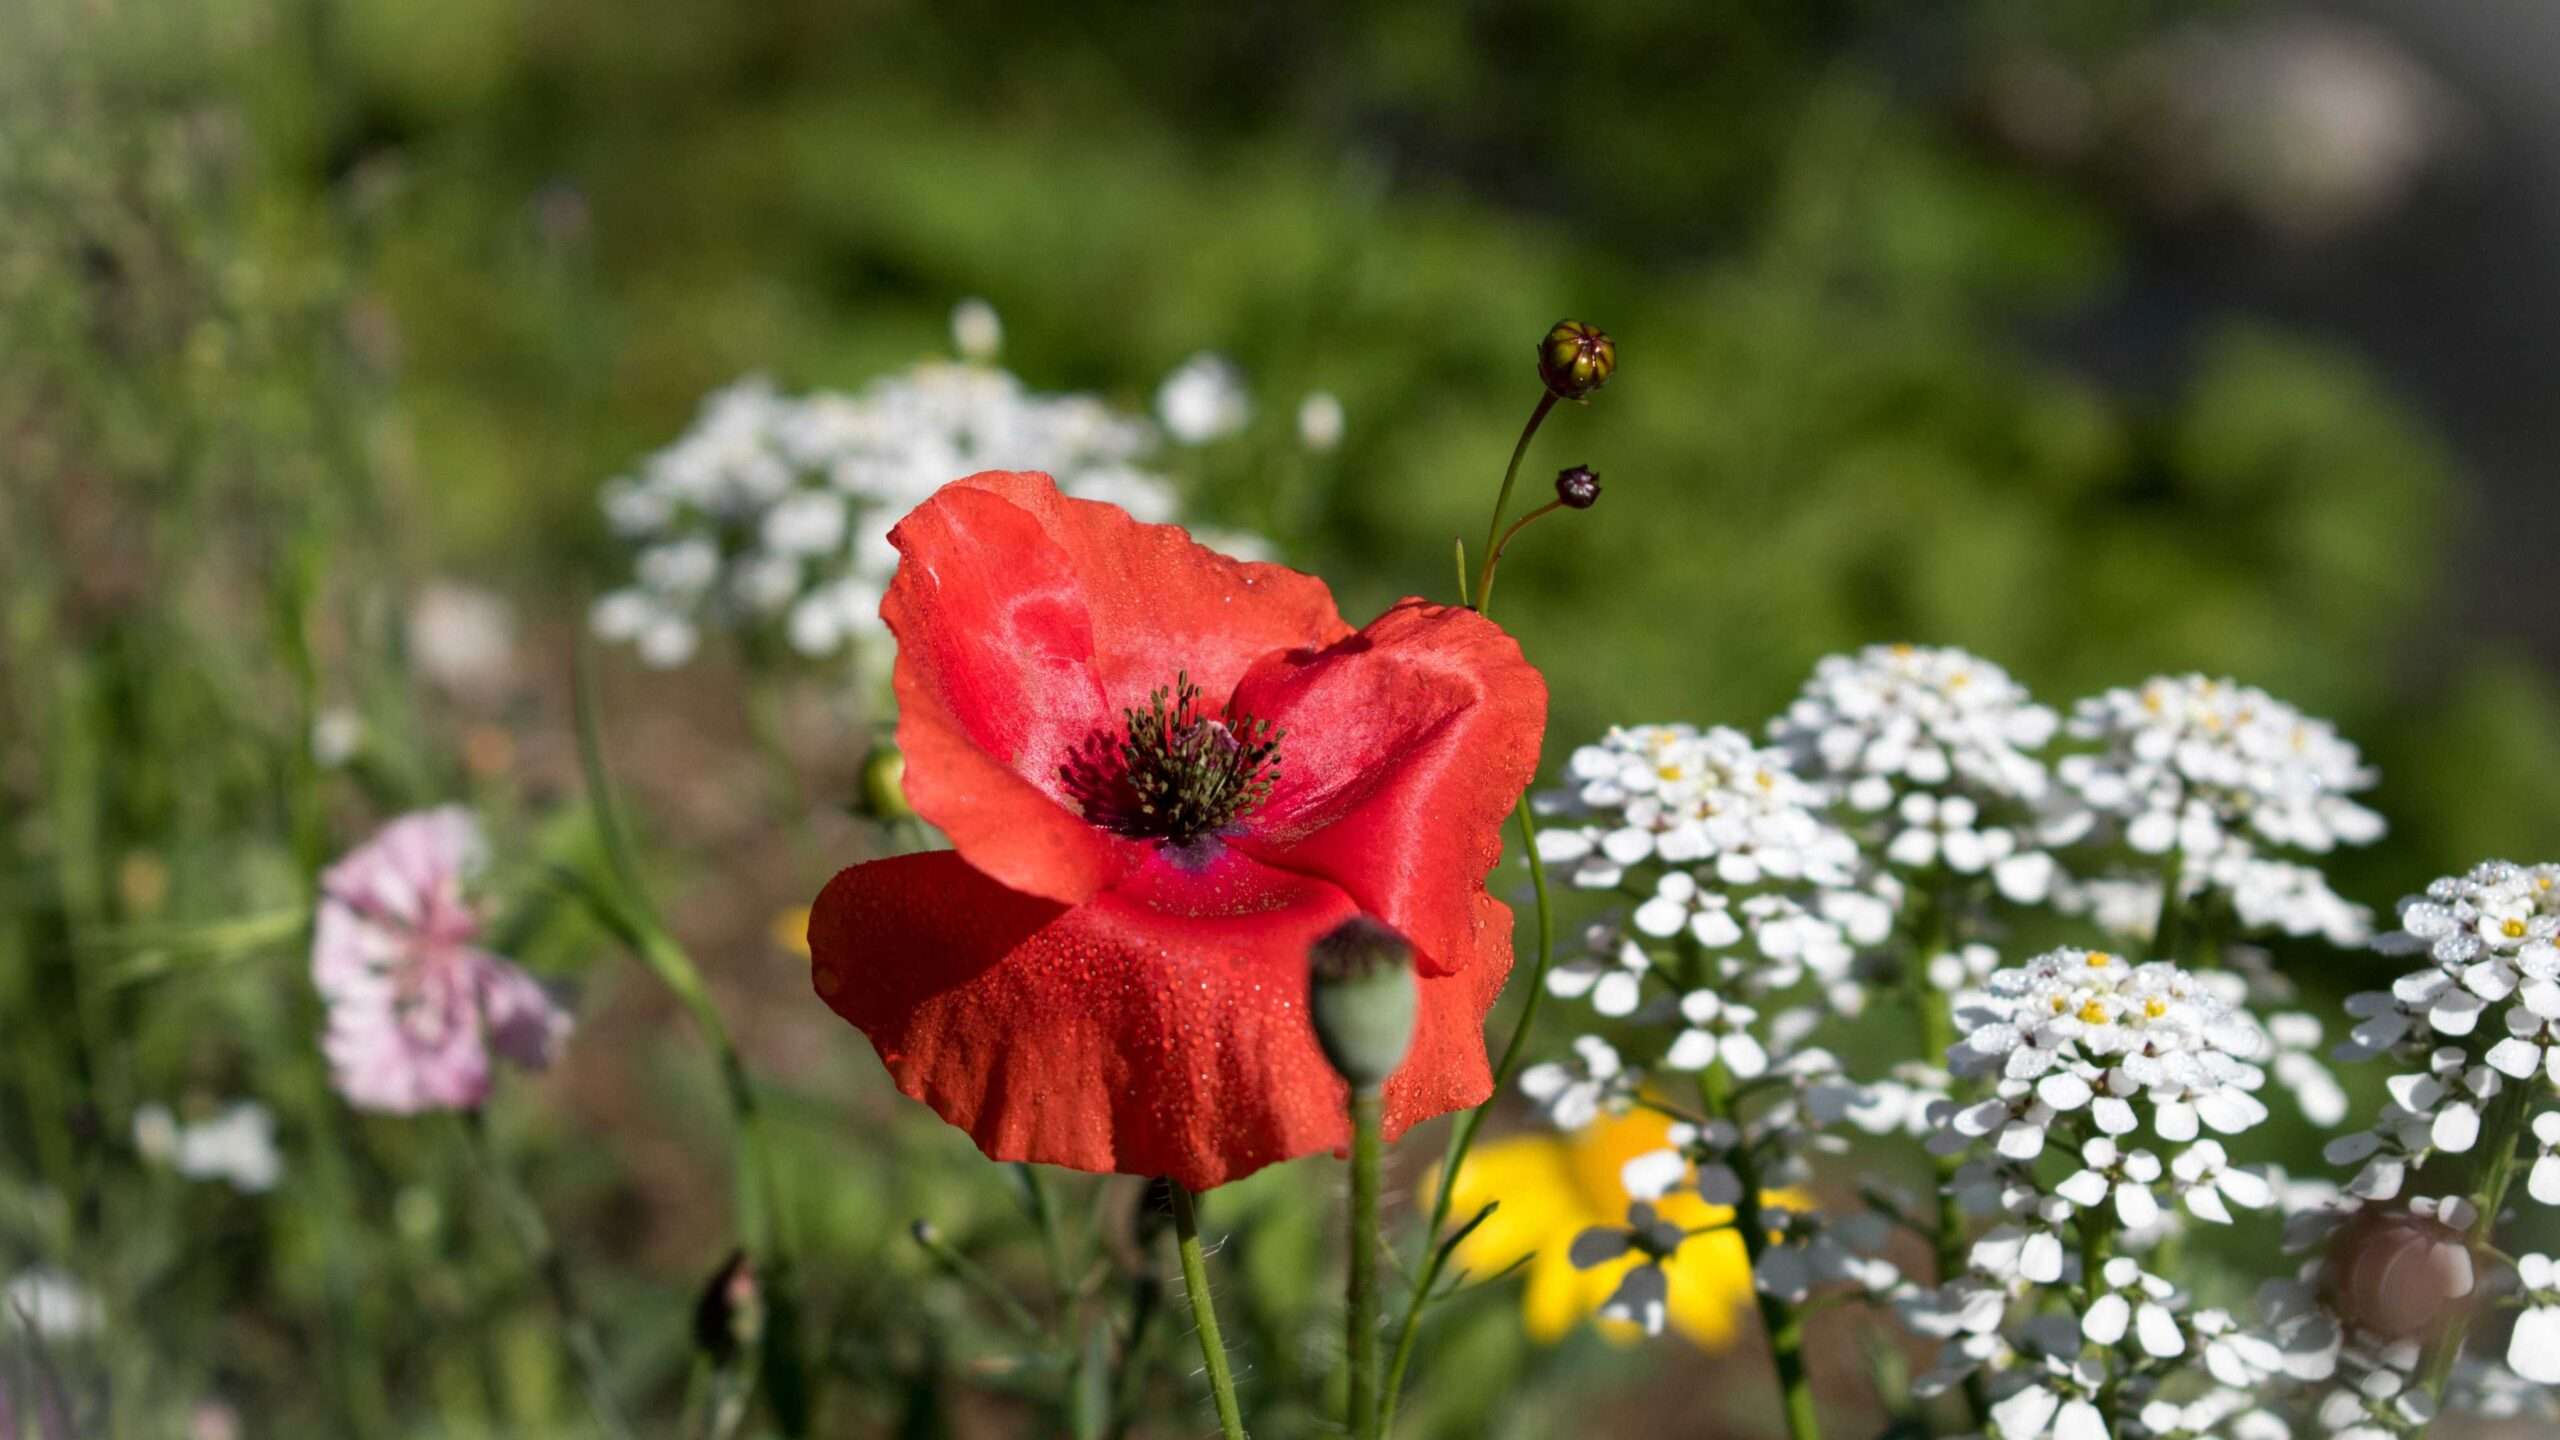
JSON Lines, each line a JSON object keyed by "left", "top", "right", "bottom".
{"left": 2264, "top": 861, "right": 2560, "bottom": 1433}
{"left": 1903, "top": 949, "right": 2318, "bottom": 1433}
{"left": 1771, "top": 644, "right": 2071, "bottom": 906}
{"left": 2059, "top": 675, "right": 2382, "bottom": 943}
{"left": 1564, "top": 1044, "right": 1903, "bottom": 1334}
{"left": 2327, "top": 862, "right": 2560, "bottom": 1201}
{"left": 1533, "top": 723, "right": 1890, "bottom": 1020}
{"left": 591, "top": 306, "right": 1273, "bottom": 669}
{"left": 133, "top": 1100, "right": 283, "bottom": 1194}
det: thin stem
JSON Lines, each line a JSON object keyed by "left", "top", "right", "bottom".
{"left": 1347, "top": 1088, "right": 1385, "bottom": 1440}
{"left": 1017, "top": 1162, "right": 1077, "bottom": 1314}
{"left": 1170, "top": 1183, "right": 1248, "bottom": 1440}
{"left": 1452, "top": 539, "right": 1473, "bottom": 610}
{"left": 2150, "top": 850, "right": 2186, "bottom": 959}
{"left": 1105, "top": 1268, "right": 1164, "bottom": 1440}
{"left": 2417, "top": 1076, "right": 2542, "bottom": 1404}
{"left": 1901, "top": 884, "right": 1989, "bottom": 1430}
{"left": 1701, "top": 1062, "right": 1821, "bottom": 1440}
{"left": 1471, "top": 390, "right": 1559, "bottom": 608}
{"left": 572, "top": 643, "right": 811, "bottom": 1435}
{"left": 461, "top": 1110, "right": 637, "bottom": 1440}
{"left": 1380, "top": 800, "right": 1555, "bottom": 1431}
{"left": 910, "top": 1222, "right": 1046, "bottom": 1337}
{"left": 1473, "top": 500, "right": 1564, "bottom": 616}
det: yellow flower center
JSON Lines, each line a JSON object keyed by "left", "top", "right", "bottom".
{"left": 2078, "top": 1000, "right": 2111, "bottom": 1025}
{"left": 2144, "top": 998, "right": 2168, "bottom": 1019}
{"left": 2505, "top": 919, "right": 2529, "bottom": 940}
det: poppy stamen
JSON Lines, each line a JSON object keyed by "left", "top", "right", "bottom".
{"left": 1061, "top": 672, "right": 1282, "bottom": 844}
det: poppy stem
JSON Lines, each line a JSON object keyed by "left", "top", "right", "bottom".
{"left": 1472, "top": 390, "right": 1559, "bottom": 608}
{"left": 1346, "top": 1086, "right": 1385, "bottom": 1440}
{"left": 1169, "top": 1182, "right": 1249, "bottom": 1440}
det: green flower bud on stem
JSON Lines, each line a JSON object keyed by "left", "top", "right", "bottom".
{"left": 1308, "top": 917, "right": 1418, "bottom": 1091}
{"left": 1537, "top": 320, "right": 1615, "bottom": 401}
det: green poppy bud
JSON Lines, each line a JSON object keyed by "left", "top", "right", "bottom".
{"left": 1537, "top": 320, "right": 1615, "bottom": 401}
{"left": 1307, "top": 917, "right": 1418, "bottom": 1091}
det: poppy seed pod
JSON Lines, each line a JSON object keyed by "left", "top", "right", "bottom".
{"left": 1537, "top": 321, "right": 1615, "bottom": 401}
{"left": 1308, "top": 917, "right": 1419, "bottom": 1091}
{"left": 1554, "top": 465, "right": 1601, "bottom": 510}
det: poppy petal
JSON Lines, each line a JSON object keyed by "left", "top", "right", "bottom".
{"left": 810, "top": 849, "right": 1501, "bottom": 1190}
{"left": 884, "top": 472, "right": 1350, "bottom": 905}
{"left": 1228, "top": 598, "right": 1548, "bottom": 975}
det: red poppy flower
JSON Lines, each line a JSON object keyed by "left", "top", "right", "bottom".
{"left": 809, "top": 471, "right": 1547, "bottom": 1190}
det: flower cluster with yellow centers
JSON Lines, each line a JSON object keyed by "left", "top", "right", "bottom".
{"left": 1436, "top": 1106, "right": 1763, "bottom": 1349}
{"left": 2056, "top": 673, "right": 2382, "bottom": 945}
{"left": 1774, "top": 644, "right": 2079, "bottom": 910}
{"left": 1950, "top": 947, "right": 2270, "bottom": 1145}
{"left": 1909, "top": 947, "right": 2295, "bottom": 1432}
{"left": 1532, "top": 722, "right": 1890, "bottom": 1026}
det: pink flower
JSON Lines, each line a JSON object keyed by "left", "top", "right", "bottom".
{"left": 312, "top": 807, "right": 570, "bottom": 1112}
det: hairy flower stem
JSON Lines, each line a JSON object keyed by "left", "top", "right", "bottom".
{"left": 1347, "top": 1087, "right": 1386, "bottom": 1439}
{"left": 462, "top": 1110, "right": 637, "bottom": 1440}
{"left": 1701, "top": 1061, "right": 1822, "bottom": 1440}
{"left": 2417, "top": 1076, "right": 2540, "bottom": 1405}
{"left": 1170, "top": 1183, "right": 1249, "bottom": 1440}
{"left": 1470, "top": 390, "right": 1559, "bottom": 609}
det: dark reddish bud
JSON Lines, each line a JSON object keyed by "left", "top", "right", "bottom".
{"left": 1537, "top": 320, "right": 1615, "bottom": 401}
{"left": 1554, "top": 465, "right": 1601, "bottom": 510}
{"left": 693, "top": 1249, "right": 765, "bottom": 1364}
{"left": 2326, "top": 1209, "right": 2477, "bottom": 1339}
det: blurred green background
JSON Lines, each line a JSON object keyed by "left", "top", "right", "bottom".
{"left": 8, "top": 0, "right": 2560, "bottom": 1434}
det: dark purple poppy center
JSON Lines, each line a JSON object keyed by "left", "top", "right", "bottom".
{"left": 1059, "top": 671, "right": 1283, "bottom": 846}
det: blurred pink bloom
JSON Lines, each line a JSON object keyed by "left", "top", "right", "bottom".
{"left": 312, "top": 807, "right": 570, "bottom": 1112}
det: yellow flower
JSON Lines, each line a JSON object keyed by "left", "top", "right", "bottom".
{"left": 772, "top": 906, "right": 813, "bottom": 958}
{"left": 1433, "top": 1106, "right": 1765, "bottom": 1350}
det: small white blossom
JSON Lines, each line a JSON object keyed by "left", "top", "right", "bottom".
{"left": 133, "top": 1102, "right": 283, "bottom": 1194}
{"left": 2509, "top": 1252, "right": 2560, "bottom": 1384}
{"left": 1155, "top": 352, "right": 1250, "bottom": 444}
{"left": 1519, "top": 1036, "right": 1629, "bottom": 1131}
{"left": 1295, "top": 390, "right": 1344, "bottom": 452}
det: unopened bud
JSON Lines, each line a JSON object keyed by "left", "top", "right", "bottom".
{"left": 1554, "top": 465, "right": 1601, "bottom": 510}
{"left": 1307, "top": 917, "right": 1418, "bottom": 1091}
{"left": 862, "top": 742, "right": 914, "bottom": 821}
{"left": 1537, "top": 320, "right": 1615, "bottom": 401}
{"left": 692, "top": 1249, "right": 764, "bottom": 1365}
